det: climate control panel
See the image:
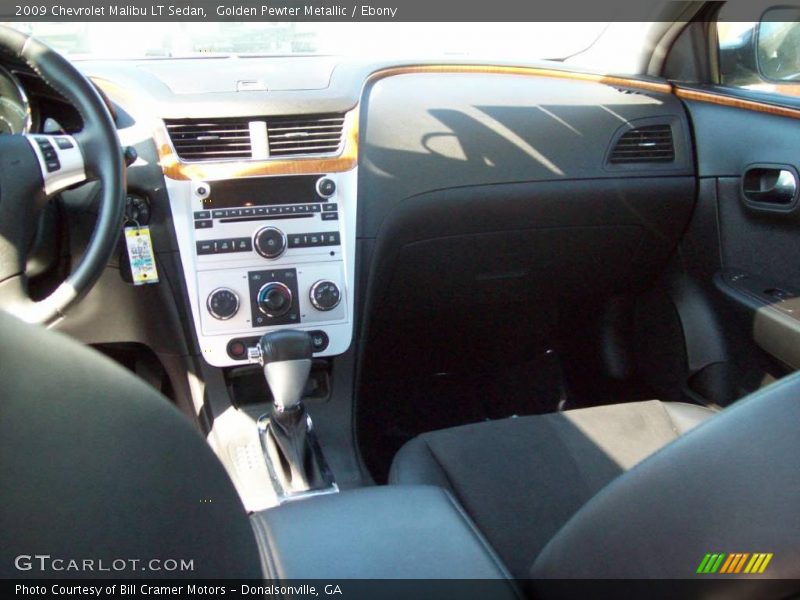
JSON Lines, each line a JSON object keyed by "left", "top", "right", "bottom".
{"left": 166, "top": 170, "right": 356, "bottom": 367}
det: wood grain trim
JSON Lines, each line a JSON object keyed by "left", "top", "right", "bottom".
{"left": 365, "top": 64, "right": 673, "bottom": 94}
{"left": 93, "top": 76, "right": 359, "bottom": 181}
{"left": 675, "top": 86, "right": 800, "bottom": 120}
{"left": 96, "top": 66, "right": 672, "bottom": 182}
{"left": 157, "top": 107, "right": 359, "bottom": 181}
{"left": 153, "top": 66, "right": 668, "bottom": 180}
{"left": 153, "top": 66, "right": 670, "bottom": 181}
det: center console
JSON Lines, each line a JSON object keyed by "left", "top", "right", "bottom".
{"left": 250, "top": 485, "right": 518, "bottom": 586}
{"left": 166, "top": 169, "right": 357, "bottom": 367}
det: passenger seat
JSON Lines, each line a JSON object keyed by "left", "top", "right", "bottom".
{"left": 390, "top": 400, "right": 715, "bottom": 578}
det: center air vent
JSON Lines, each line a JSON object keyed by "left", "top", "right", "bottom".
{"left": 267, "top": 114, "right": 345, "bottom": 157}
{"left": 164, "top": 113, "right": 345, "bottom": 161}
{"left": 608, "top": 124, "right": 674, "bottom": 164}
{"left": 165, "top": 118, "right": 252, "bottom": 161}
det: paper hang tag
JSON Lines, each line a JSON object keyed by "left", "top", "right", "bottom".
{"left": 124, "top": 225, "right": 159, "bottom": 286}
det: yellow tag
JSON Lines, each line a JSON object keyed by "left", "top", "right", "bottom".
{"left": 124, "top": 226, "right": 159, "bottom": 286}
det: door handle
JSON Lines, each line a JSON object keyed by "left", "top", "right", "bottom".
{"left": 742, "top": 166, "right": 798, "bottom": 205}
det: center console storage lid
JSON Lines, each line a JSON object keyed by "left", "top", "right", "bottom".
{"left": 250, "top": 485, "right": 518, "bottom": 586}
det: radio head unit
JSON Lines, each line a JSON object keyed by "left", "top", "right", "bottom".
{"left": 203, "top": 174, "right": 333, "bottom": 209}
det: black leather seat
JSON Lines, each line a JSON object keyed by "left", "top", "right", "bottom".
{"left": 391, "top": 392, "right": 800, "bottom": 585}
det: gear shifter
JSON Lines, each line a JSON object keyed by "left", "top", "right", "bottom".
{"left": 249, "top": 330, "right": 337, "bottom": 502}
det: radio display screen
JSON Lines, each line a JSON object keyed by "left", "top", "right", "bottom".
{"left": 204, "top": 175, "right": 320, "bottom": 209}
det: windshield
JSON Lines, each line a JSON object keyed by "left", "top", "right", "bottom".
{"left": 10, "top": 22, "right": 610, "bottom": 62}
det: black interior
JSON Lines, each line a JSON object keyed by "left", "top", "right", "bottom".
{"left": 2, "top": 8, "right": 800, "bottom": 588}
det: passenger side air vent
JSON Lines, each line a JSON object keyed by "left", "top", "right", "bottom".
{"left": 164, "top": 113, "right": 346, "bottom": 161}
{"left": 608, "top": 124, "right": 674, "bottom": 164}
{"left": 164, "top": 118, "right": 252, "bottom": 161}
{"left": 266, "top": 114, "right": 345, "bottom": 157}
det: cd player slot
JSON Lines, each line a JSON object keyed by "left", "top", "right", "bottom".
{"left": 219, "top": 214, "right": 314, "bottom": 224}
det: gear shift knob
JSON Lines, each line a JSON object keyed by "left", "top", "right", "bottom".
{"left": 253, "top": 330, "right": 312, "bottom": 410}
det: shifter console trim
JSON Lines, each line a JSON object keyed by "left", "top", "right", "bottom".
{"left": 257, "top": 413, "right": 339, "bottom": 504}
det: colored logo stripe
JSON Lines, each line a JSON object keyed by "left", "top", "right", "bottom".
{"left": 720, "top": 553, "right": 749, "bottom": 573}
{"left": 697, "top": 553, "right": 773, "bottom": 574}
{"left": 697, "top": 553, "right": 726, "bottom": 573}
{"left": 744, "top": 553, "right": 773, "bottom": 574}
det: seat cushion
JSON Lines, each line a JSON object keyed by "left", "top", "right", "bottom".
{"left": 389, "top": 399, "right": 715, "bottom": 578}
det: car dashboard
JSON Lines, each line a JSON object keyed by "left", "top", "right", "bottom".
{"left": 51, "top": 55, "right": 694, "bottom": 371}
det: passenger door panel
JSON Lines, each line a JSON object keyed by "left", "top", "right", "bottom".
{"left": 681, "top": 94, "right": 800, "bottom": 375}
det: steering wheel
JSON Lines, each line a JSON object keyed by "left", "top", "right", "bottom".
{"left": 0, "top": 26, "right": 124, "bottom": 325}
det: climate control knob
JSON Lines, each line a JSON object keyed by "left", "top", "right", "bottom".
{"left": 257, "top": 282, "right": 293, "bottom": 318}
{"left": 207, "top": 288, "right": 239, "bottom": 320}
{"left": 309, "top": 280, "right": 341, "bottom": 311}
{"left": 253, "top": 226, "right": 286, "bottom": 259}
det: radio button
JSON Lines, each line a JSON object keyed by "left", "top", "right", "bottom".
{"left": 194, "top": 219, "right": 213, "bottom": 229}
{"left": 322, "top": 212, "right": 339, "bottom": 221}
{"left": 242, "top": 208, "right": 255, "bottom": 217}
{"left": 254, "top": 227, "right": 287, "bottom": 259}
{"left": 288, "top": 234, "right": 306, "bottom": 248}
{"left": 309, "top": 204, "right": 321, "bottom": 213}
{"left": 194, "top": 210, "right": 210, "bottom": 220}
{"left": 322, "top": 203, "right": 338, "bottom": 212}
{"left": 255, "top": 207, "right": 268, "bottom": 216}
{"left": 217, "top": 239, "right": 233, "bottom": 253}
{"left": 234, "top": 238, "right": 252, "bottom": 252}
{"left": 317, "top": 178, "right": 336, "bottom": 198}
{"left": 196, "top": 241, "right": 215, "bottom": 255}
{"left": 212, "top": 209, "right": 226, "bottom": 219}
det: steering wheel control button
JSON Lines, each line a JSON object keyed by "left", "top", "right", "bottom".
{"left": 257, "top": 282, "right": 293, "bottom": 318}
{"left": 254, "top": 226, "right": 287, "bottom": 259}
{"left": 316, "top": 177, "right": 336, "bottom": 198}
{"left": 54, "top": 137, "right": 74, "bottom": 150}
{"left": 35, "top": 138, "right": 61, "bottom": 172}
{"left": 309, "top": 330, "right": 330, "bottom": 353}
{"left": 207, "top": 288, "right": 240, "bottom": 320}
{"left": 310, "top": 280, "right": 342, "bottom": 311}
{"left": 123, "top": 146, "right": 138, "bottom": 167}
